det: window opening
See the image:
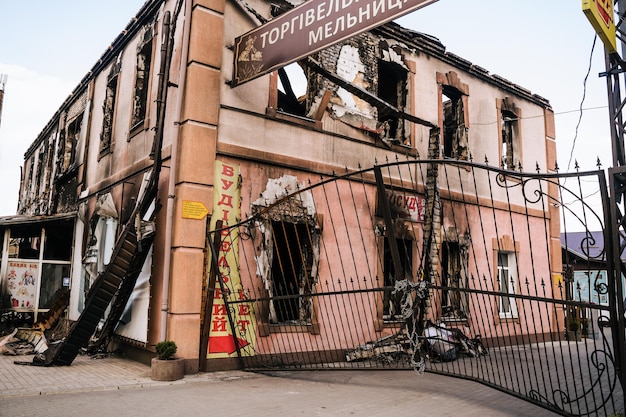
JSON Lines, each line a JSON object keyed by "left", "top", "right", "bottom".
{"left": 383, "top": 236, "right": 413, "bottom": 322}
{"left": 63, "top": 114, "right": 83, "bottom": 172}
{"left": 442, "top": 85, "right": 467, "bottom": 159}
{"left": 277, "top": 63, "right": 307, "bottom": 116}
{"left": 497, "top": 251, "right": 518, "bottom": 318}
{"left": 100, "top": 58, "right": 121, "bottom": 155}
{"left": 131, "top": 30, "right": 153, "bottom": 129}
{"left": 376, "top": 60, "right": 407, "bottom": 143}
{"left": 270, "top": 220, "right": 314, "bottom": 324}
{"left": 501, "top": 109, "right": 519, "bottom": 170}
{"left": 441, "top": 241, "right": 468, "bottom": 320}
{"left": 4, "top": 223, "right": 73, "bottom": 315}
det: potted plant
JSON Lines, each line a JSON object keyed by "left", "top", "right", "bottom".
{"left": 567, "top": 319, "right": 581, "bottom": 342}
{"left": 151, "top": 340, "right": 185, "bottom": 381}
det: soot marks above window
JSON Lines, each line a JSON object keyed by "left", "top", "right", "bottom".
{"left": 131, "top": 25, "right": 154, "bottom": 130}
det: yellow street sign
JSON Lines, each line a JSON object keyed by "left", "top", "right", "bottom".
{"left": 583, "top": 0, "right": 617, "bottom": 54}
{"left": 182, "top": 200, "right": 209, "bottom": 220}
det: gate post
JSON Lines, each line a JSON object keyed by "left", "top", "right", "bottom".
{"left": 606, "top": 167, "right": 626, "bottom": 395}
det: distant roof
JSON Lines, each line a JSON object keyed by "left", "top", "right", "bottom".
{"left": 0, "top": 212, "right": 76, "bottom": 227}
{"left": 561, "top": 231, "right": 626, "bottom": 263}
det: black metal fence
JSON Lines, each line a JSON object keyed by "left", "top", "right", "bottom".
{"left": 207, "top": 160, "right": 624, "bottom": 417}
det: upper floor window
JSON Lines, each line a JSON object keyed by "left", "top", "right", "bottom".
{"left": 131, "top": 26, "right": 154, "bottom": 130}
{"left": 376, "top": 59, "right": 408, "bottom": 145}
{"left": 276, "top": 63, "right": 307, "bottom": 117}
{"left": 497, "top": 97, "right": 522, "bottom": 170}
{"left": 437, "top": 71, "right": 469, "bottom": 160}
{"left": 100, "top": 56, "right": 122, "bottom": 156}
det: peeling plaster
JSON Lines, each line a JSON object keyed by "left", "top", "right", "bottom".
{"left": 253, "top": 175, "right": 316, "bottom": 218}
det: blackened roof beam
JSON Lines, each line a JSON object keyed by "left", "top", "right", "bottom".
{"left": 305, "top": 58, "right": 436, "bottom": 129}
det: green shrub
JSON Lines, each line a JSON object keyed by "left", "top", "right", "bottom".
{"left": 569, "top": 320, "right": 580, "bottom": 332}
{"left": 155, "top": 340, "right": 177, "bottom": 360}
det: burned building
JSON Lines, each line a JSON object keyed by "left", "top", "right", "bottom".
{"left": 1, "top": 0, "right": 560, "bottom": 374}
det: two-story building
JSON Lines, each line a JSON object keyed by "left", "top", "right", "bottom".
{"left": 0, "top": 0, "right": 560, "bottom": 373}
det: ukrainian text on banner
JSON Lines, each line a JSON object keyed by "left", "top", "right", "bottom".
{"left": 207, "top": 161, "right": 256, "bottom": 358}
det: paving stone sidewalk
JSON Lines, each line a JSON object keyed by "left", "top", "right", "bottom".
{"left": 0, "top": 352, "right": 559, "bottom": 416}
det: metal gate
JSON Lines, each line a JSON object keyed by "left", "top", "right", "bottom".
{"left": 206, "top": 160, "right": 625, "bottom": 417}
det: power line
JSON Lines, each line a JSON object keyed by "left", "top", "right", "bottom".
{"left": 567, "top": 35, "right": 597, "bottom": 172}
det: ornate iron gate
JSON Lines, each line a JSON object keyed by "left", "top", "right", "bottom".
{"left": 207, "top": 160, "right": 625, "bottom": 417}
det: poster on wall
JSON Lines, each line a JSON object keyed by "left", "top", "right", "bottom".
{"left": 207, "top": 161, "right": 256, "bottom": 358}
{"left": 573, "top": 270, "right": 608, "bottom": 306}
{"left": 6, "top": 261, "right": 39, "bottom": 310}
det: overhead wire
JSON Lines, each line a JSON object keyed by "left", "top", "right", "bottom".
{"left": 567, "top": 35, "right": 597, "bottom": 172}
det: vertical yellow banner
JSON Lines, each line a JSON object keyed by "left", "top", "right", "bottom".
{"left": 207, "top": 161, "right": 256, "bottom": 358}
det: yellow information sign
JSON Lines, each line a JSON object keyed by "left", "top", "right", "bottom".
{"left": 583, "top": 0, "right": 617, "bottom": 54}
{"left": 182, "top": 200, "right": 209, "bottom": 220}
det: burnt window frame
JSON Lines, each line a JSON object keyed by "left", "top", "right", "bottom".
{"left": 99, "top": 57, "right": 122, "bottom": 158}
{"left": 437, "top": 71, "right": 470, "bottom": 160}
{"left": 376, "top": 59, "right": 409, "bottom": 145}
{"left": 375, "top": 221, "right": 416, "bottom": 331}
{"left": 254, "top": 208, "right": 322, "bottom": 337}
{"left": 130, "top": 25, "right": 155, "bottom": 135}
{"left": 440, "top": 239, "right": 470, "bottom": 322}
{"left": 497, "top": 97, "right": 522, "bottom": 171}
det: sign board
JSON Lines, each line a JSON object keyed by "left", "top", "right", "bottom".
{"left": 381, "top": 190, "right": 425, "bottom": 222}
{"left": 232, "top": 0, "right": 438, "bottom": 86}
{"left": 582, "top": 0, "right": 617, "bottom": 53}
{"left": 182, "top": 200, "right": 209, "bottom": 220}
{"left": 207, "top": 161, "right": 256, "bottom": 358}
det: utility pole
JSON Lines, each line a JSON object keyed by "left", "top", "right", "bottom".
{"left": 596, "top": 0, "right": 626, "bottom": 400}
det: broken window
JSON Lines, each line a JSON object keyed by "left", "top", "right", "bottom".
{"left": 442, "top": 86, "right": 467, "bottom": 159}
{"left": 62, "top": 114, "right": 83, "bottom": 173}
{"left": 252, "top": 175, "right": 320, "bottom": 333}
{"left": 499, "top": 98, "right": 521, "bottom": 170}
{"left": 441, "top": 241, "right": 469, "bottom": 320}
{"left": 3, "top": 221, "right": 73, "bottom": 317}
{"left": 382, "top": 236, "right": 413, "bottom": 322}
{"left": 100, "top": 57, "right": 121, "bottom": 156}
{"left": 131, "top": 27, "right": 154, "bottom": 129}
{"left": 376, "top": 60, "right": 407, "bottom": 144}
{"left": 497, "top": 251, "right": 518, "bottom": 319}
{"left": 275, "top": 63, "right": 308, "bottom": 117}
{"left": 438, "top": 71, "right": 469, "bottom": 160}
{"left": 269, "top": 220, "right": 315, "bottom": 323}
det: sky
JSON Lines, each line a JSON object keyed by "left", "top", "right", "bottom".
{"left": 0, "top": 0, "right": 613, "bottom": 217}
